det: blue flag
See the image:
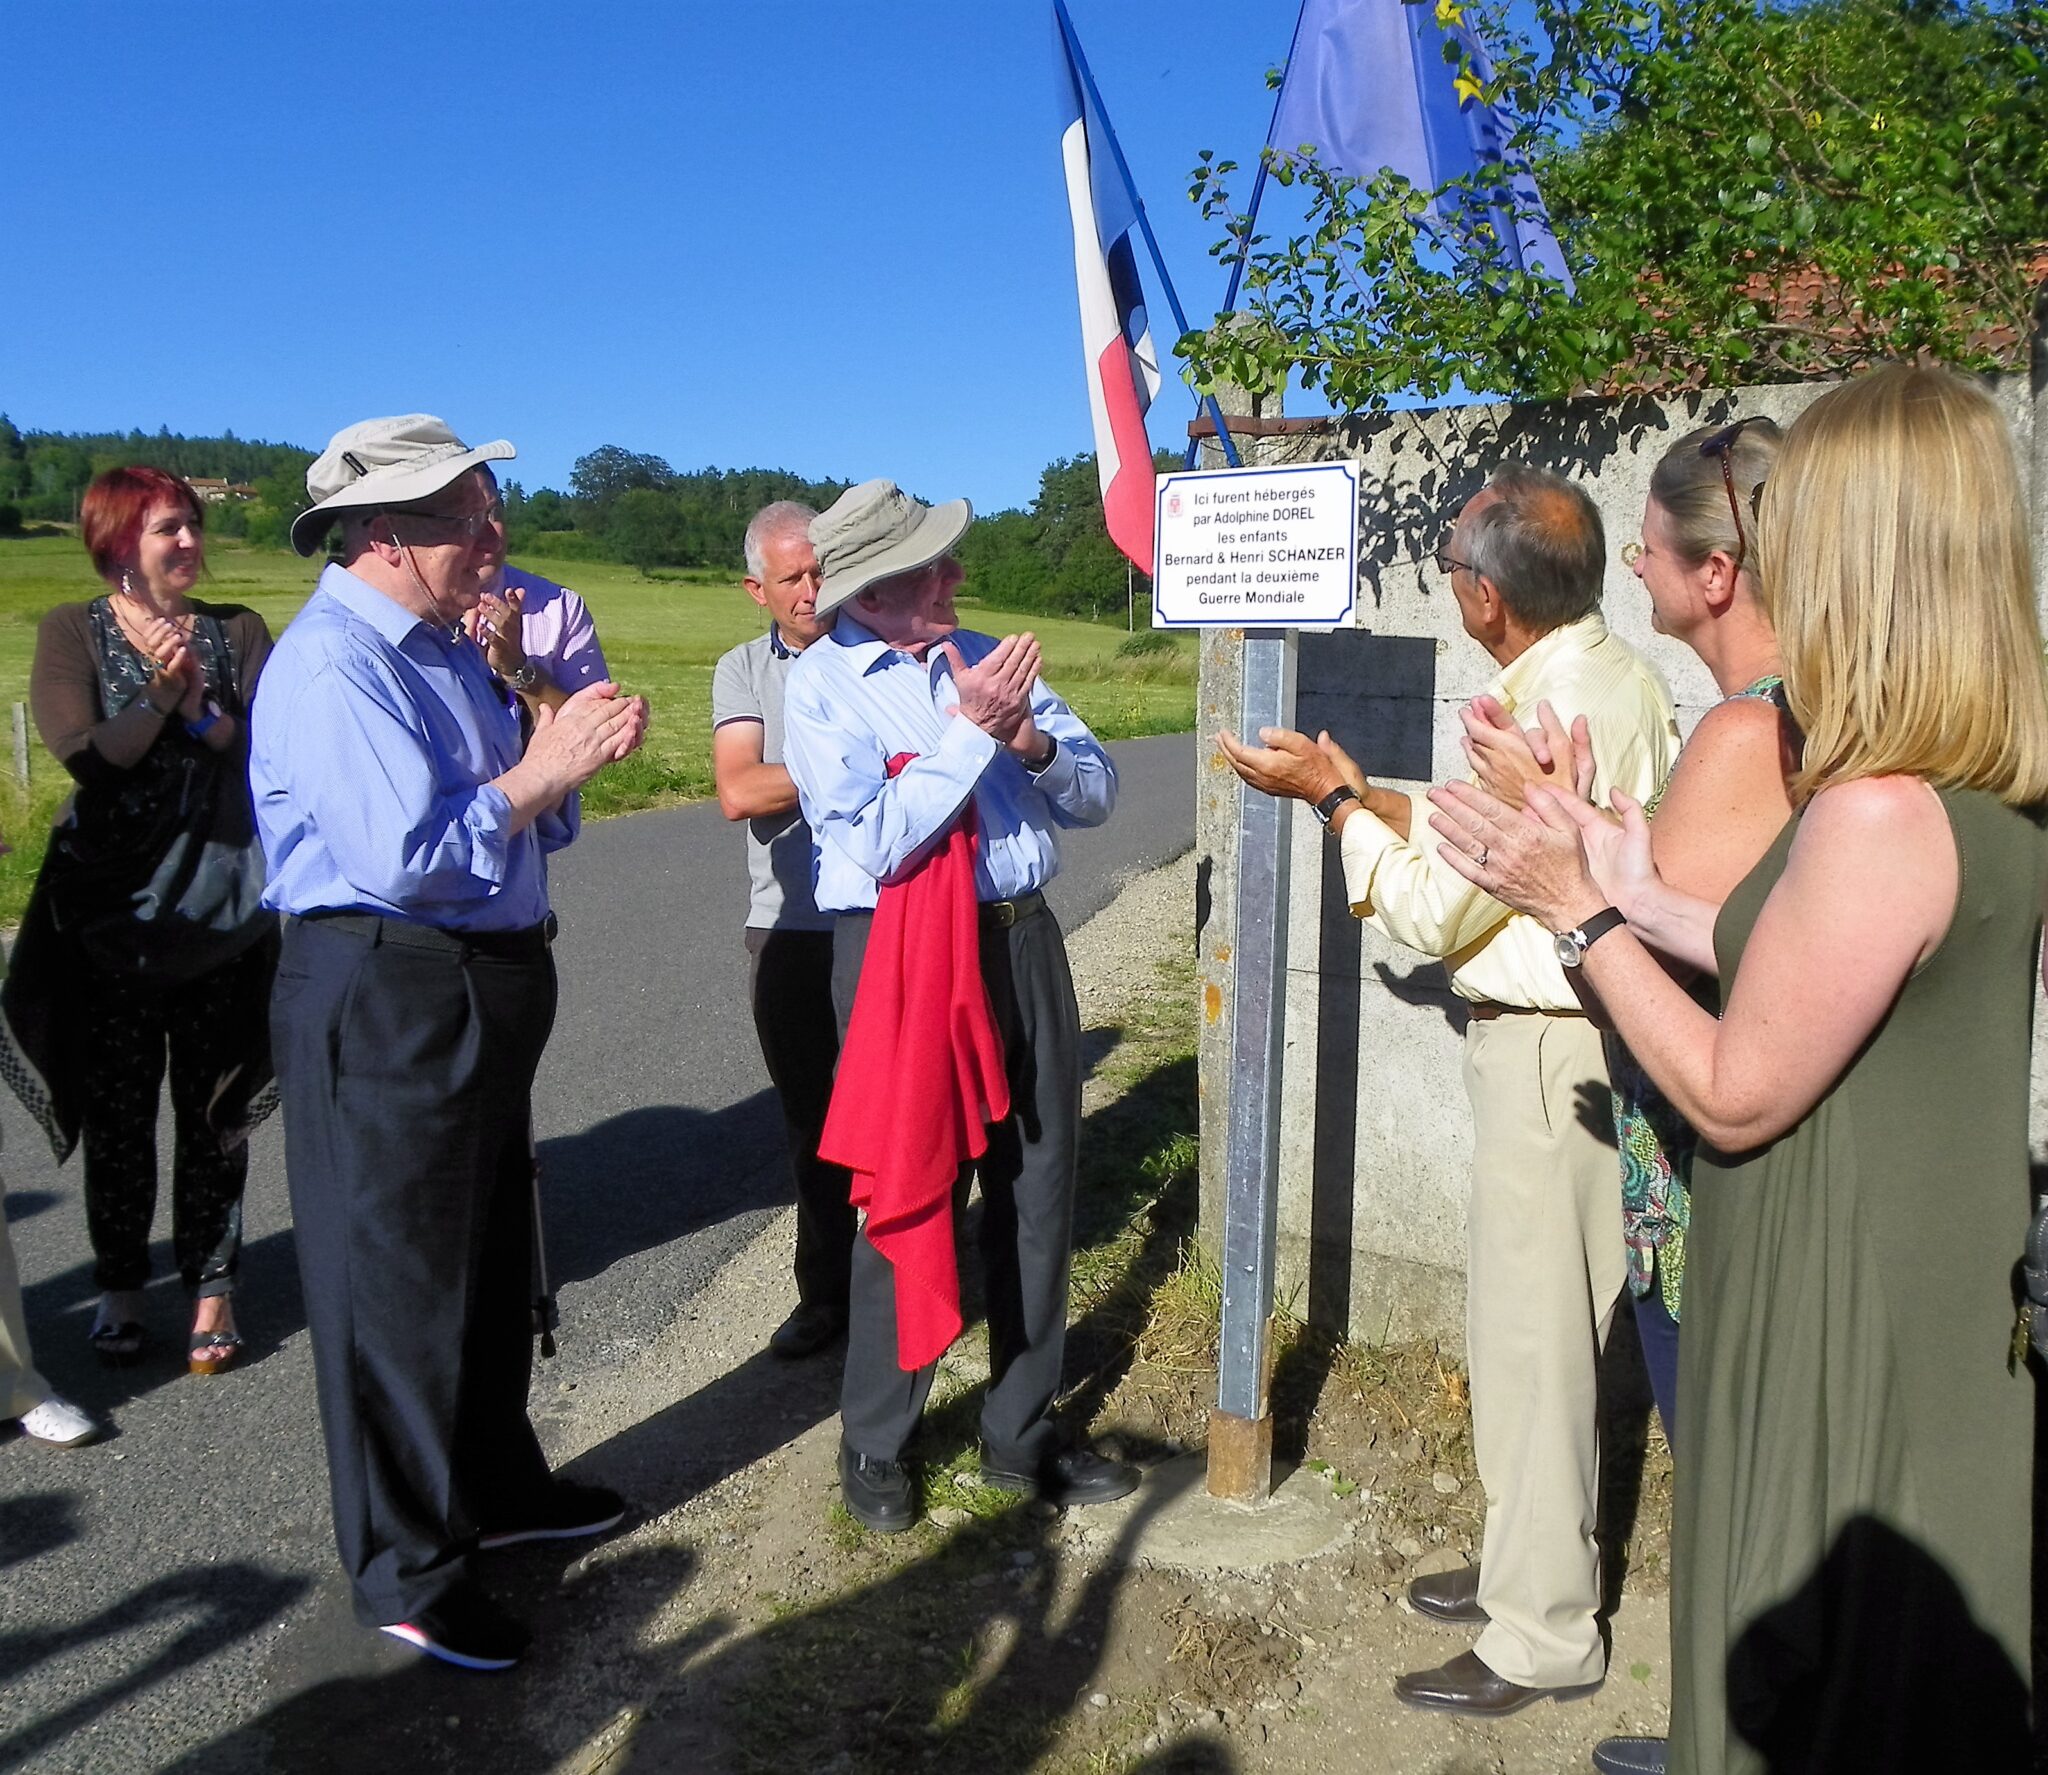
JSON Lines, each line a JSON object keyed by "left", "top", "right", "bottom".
{"left": 1266, "top": 0, "right": 1573, "bottom": 288}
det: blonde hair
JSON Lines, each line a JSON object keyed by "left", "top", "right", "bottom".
{"left": 1759, "top": 365, "right": 2048, "bottom": 807}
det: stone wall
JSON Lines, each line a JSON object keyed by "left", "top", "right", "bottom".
{"left": 1194, "top": 370, "right": 2043, "bottom": 1353}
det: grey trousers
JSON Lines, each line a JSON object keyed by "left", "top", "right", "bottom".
{"left": 832, "top": 904, "right": 1081, "bottom": 1469}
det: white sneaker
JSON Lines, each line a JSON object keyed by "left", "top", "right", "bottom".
{"left": 17, "top": 1395, "right": 100, "bottom": 1448}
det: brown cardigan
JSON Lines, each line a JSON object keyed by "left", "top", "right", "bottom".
{"left": 30, "top": 597, "right": 274, "bottom": 794}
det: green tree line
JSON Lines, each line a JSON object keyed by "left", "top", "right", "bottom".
{"left": 953, "top": 451, "right": 1167, "bottom": 623}
{"left": 511, "top": 444, "right": 1156, "bottom": 623}
{"left": 0, "top": 416, "right": 313, "bottom": 538}
{"left": 0, "top": 420, "right": 1153, "bottom": 625}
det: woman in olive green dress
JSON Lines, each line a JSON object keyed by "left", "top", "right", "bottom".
{"left": 1428, "top": 364, "right": 2046, "bottom": 1774}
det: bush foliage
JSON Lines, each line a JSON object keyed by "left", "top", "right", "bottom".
{"left": 1185, "top": 0, "right": 2048, "bottom": 407}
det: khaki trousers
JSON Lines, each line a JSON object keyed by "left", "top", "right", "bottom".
{"left": 1, "top": 1202, "right": 53, "bottom": 1421}
{"left": 1463, "top": 1012, "right": 1626, "bottom": 1689}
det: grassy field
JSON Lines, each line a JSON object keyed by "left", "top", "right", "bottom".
{"left": 0, "top": 534, "right": 1195, "bottom": 923}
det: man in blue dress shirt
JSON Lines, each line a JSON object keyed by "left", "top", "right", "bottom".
{"left": 253, "top": 416, "right": 648, "bottom": 1671}
{"left": 783, "top": 478, "right": 1138, "bottom": 1534}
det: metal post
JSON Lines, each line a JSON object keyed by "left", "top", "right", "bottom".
{"left": 11, "top": 701, "right": 26, "bottom": 787}
{"left": 1208, "top": 628, "right": 1294, "bottom": 1502}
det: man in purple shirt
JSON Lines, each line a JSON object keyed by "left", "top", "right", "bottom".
{"left": 465, "top": 551, "right": 611, "bottom": 713}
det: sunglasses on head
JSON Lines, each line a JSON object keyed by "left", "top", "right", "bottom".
{"left": 1699, "top": 417, "right": 1766, "bottom": 572}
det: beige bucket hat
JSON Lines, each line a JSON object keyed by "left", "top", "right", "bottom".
{"left": 810, "top": 479, "right": 973, "bottom": 618}
{"left": 291, "top": 414, "right": 515, "bottom": 556}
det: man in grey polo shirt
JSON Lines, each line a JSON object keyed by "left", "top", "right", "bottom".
{"left": 712, "top": 501, "right": 855, "bottom": 1358}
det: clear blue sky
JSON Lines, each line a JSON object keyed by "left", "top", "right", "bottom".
{"left": 1, "top": 2, "right": 1306, "bottom": 514}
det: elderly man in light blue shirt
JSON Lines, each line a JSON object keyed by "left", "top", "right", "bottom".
{"left": 783, "top": 478, "right": 1132, "bottom": 1536}
{"left": 254, "top": 415, "right": 646, "bottom": 1675}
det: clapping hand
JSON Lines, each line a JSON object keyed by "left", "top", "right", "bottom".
{"left": 526, "top": 681, "right": 650, "bottom": 793}
{"left": 130, "top": 612, "right": 204, "bottom": 717}
{"left": 467, "top": 584, "right": 528, "bottom": 680}
{"left": 939, "top": 633, "right": 1040, "bottom": 745}
{"left": 1459, "top": 697, "right": 1595, "bottom": 811}
{"left": 1427, "top": 777, "right": 1658, "bottom": 930}
{"left": 1215, "top": 725, "right": 1345, "bottom": 805}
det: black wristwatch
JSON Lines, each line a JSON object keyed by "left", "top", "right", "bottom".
{"left": 504, "top": 661, "right": 541, "bottom": 694}
{"left": 1554, "top": 906, "right": 1627, "bottom": 968}
{"left": 1022, "top": 734, "right": 1059, "bottom": 775}
{"left": 1311, "top": 784, "right": 1361, "bottom": 827}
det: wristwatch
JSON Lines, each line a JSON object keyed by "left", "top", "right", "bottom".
{"left": 504, "top": 661, "right": 540, "bottom": 694}
{"left": 1554, "top": 906, "right": 1627, "bottom": 968}
{"left": 1311, "top": 784, "right": 1360, "bottom": 827}
{"left": 1021, "top": 734, "right": 1059, "bottom": 775}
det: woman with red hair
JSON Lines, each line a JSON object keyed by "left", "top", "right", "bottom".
{"left": 1, "top": 465, "right": 277, "bottom": 1375}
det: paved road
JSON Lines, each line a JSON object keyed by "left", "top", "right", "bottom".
{"left": 0, "top": 732, "right": 1194, "bottom": 1774}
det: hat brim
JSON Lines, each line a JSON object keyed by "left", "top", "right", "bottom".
{"left": 289, "top": 439, "right": 517, "bottom": 556}
{"left": 815, "top": 497, "right": 973, "bottom": 618}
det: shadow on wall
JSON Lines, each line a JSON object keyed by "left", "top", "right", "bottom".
{"left": 1341, "top": 389, "right": 1753, "bottom": 604}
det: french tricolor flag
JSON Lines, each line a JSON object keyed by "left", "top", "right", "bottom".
{"left": 1056, "top": 20, "right": 1163, "bottom": 575}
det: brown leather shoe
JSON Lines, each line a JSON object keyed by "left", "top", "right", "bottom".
{"left": 1392, "top": 1650, "right": 1601, "bottom": 1718}
{"left": 1405, "top": 1564, "right": 1488, "bottom": 1624}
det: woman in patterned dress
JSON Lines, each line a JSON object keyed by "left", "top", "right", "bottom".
{"left": 1462, "top": 417, "right": 1798, "bottom": 1446}
{"left": 2, "top": 467, "right": 277, "bottom": 1375}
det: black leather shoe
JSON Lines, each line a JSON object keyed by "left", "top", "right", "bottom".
{"left": 1392, "top": 1650, "right": 1601, "bottom": 1718}
{"left": 1592, "top": 1737, "right": 1667, "bottom": 1774}
{"left": 769, "top": 1303, "right": 846, "bottom": 1360}
{"left": 980, "top": 1446, "right": 1139, "bottom": 1507}
{"left": 839, "top": 1440, "right": 915, "bottom": 1533}
{"left": 1406, "top": 1564, "right": 1489, "bottom": 1624}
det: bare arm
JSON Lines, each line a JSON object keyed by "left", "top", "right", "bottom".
{"left": 712, "top": 719, "right": 800, "bottom": 820}
{"left": 1431, "top": 776, "right": 1956, "bottom": 1150}
{"left": 1647, "top": 698, "right": 1795, "bottom": 907}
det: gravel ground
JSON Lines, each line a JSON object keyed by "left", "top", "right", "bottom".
{"left": 158, "top": 852, "right": 1676, "bottom": 1775}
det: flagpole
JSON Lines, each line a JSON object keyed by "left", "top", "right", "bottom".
{"left": 1053, "top": 0, "right": 1241, "bottom": 472}
{"left": 1182, "top": 0, "right": 1308, "bottom": 470}
{"left": 1218, "top": 0, "right": 1307, "bottom": 321}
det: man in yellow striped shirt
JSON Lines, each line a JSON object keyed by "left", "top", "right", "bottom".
{"left": 1221, "top": 466, "right": 1678, "bottom": 1719}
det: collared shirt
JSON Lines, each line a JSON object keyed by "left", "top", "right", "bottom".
{"left": 781, "top": 614, "right": 1117, "bottom": 912}
{"left": 250, "top": 562, "right": 577, "bottom": 930}
{"left": 1338, "top": 610, "right": 1678, "bottom": 1011}
{"left": 499, "top": 565, "right": 610, "bottom": 696}
{"left": 711, "top": 624, "right": 831, "bottom": 932}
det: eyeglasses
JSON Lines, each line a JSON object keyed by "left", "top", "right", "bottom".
{"left": 392, "top": 500, "right": 505, "bottom": 540}
{"left": 1433, "top": 548, "right": 1474, "bottom": 578}
{"left": 1698, "top": 418, "right": 1765, "bottom": 573}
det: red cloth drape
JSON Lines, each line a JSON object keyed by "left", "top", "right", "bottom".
{"left": 818, "top": 753, "right": 1010, "bottom": 1370}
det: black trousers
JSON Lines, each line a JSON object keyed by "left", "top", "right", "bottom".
{"left": 747, "top": 928, "right": 856, "bottom": 1321}
{"left": 80, "top": 940, "right": 270, "bottom": 1298}
{"left": 833, "top": 905, "right": 1081, "bottom": 1469}
{"left": 271, "top": 916, "right": 557, "bottom": 1627}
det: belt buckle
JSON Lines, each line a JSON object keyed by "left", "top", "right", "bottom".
{"left": 986, "top": 898, "right": 1018, "bottom": 929}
